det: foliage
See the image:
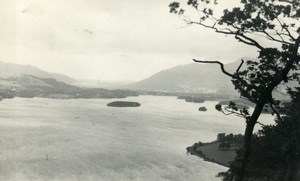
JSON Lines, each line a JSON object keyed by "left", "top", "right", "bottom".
{"left": 217, "top": 133, "right": 244, "bottom": 146}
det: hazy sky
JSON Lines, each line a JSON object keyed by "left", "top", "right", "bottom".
{"left": 0, "top": 0, "right": 259, "bottom": 82}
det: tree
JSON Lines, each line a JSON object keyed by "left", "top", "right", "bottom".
{"left": 220, "top": 88, "right": 300, "bottom": 181}
{"left": 169, "top": 0, "right": 300, "bottom": 180}
{"left": 217, "top": 133, "right": 226, "bottom": 142}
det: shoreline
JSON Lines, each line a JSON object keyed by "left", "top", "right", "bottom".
{"left": 186, "top": 141, "right": 237, "bottom": 168}
{"left": 187, "top": 145, "right": 229, "bottom": 167}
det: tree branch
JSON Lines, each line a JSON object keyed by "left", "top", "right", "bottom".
{"left": 236, "top": 34, "right": 265, "bottom": 50}
{"left": 275, "top": 31, "right": 287, "bottom": 43}
{"left": 275, "top": 18, "right": 296, "bottom": 41}
{"left": 189, "top": 21, "right": 237, "bottom": 35}
{"left": 193, "top": 58, "right": 260, "bottom": 93}
{"left": 188, "top": 20, "right": 267, "bottom": 50}
{"left": 256, "top": 30, "right": 293, "bottom": 45}
{"left": 224, "top": 107, "right": 249, "bottom": 119}
{"left": 236, "top": 59, "right": 244, "bottom": 73}
{"left": 193, "top": 59, "right": 234, "bottom": 77}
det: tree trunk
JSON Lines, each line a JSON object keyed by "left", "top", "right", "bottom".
{"left": 235, "top": 101, "right": 265, "bottom": 181}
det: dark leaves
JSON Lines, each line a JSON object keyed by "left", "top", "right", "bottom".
{"left": 169, "top": 2, "right": 180, "bottom": 14}
{"left": 215, "top": 104, "right": 222, "bottom": 111}
{"left": 187, "top": 0, "right": 199, "bottom": 9}
{"left": 169, "top": 2, "right": 185, "bottom": 15}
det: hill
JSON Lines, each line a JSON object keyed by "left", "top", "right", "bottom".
{"left": 0, "top": 61, "right": 76, "bottom": 84}
{"left": 0, "top": 74, "right": 81, "bottom": 98}
{"left": 0, "top": 75, "right": 139, "bottom": 99}
{"left": 130, "top": 60, "right": 243, "bottom": 95}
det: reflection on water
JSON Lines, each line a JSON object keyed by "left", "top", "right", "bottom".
{"left": 0, "top": 96, "right": 273, "bottom": 181}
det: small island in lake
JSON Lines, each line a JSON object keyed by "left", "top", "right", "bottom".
{"left": 107, "top": 101, "right": 141, "bottom": 107}
{"left": 198, "top": 106, "right": 207, "bottom": 111}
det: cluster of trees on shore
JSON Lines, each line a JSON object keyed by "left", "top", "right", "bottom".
{"left": 217, "top": 133, "right": 244, "bottom": 150}
{"left": 169, "top": 0, "right": 300, "bottom": 180}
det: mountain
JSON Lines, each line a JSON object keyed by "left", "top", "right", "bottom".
{"left": 0, "top": 61, "right": 76, "bottom": 84}
{"left": 130, "top": 60, "right": 243, "bottom": 95}
{"left": 0, "top": 62, "right": 139, "bottom": 99}
{"left": 0, "top": 74, "right": 139, "bottom": 99}
{"left": 0, "top": 74, "right": 81, "bottom": 98}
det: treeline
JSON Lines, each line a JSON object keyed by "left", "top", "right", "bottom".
{"left": 217, "top": 133, "right": 244, "bottom": 146}
{"left": 217, "top": 133, "right": 244, "bottom": 150}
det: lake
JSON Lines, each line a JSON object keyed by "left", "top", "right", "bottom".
{"left": 0, "top": 96, "right": 273, "bottom": 181}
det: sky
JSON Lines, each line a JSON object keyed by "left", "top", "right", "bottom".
{"left": 0, "top": 0, "right": 260, "bottom": 82}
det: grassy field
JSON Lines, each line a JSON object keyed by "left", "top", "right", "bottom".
{"left": 187, "top": 141, "right": 238, "bottom": 167}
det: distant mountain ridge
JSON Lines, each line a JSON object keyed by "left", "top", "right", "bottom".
{"left": 0, "top": 61, "right": 139, "bottom": 99}
{"left": 0, "top": 74, "right": 139, "bottom": 99}
{"left": 0, "top": 61, "right": 76, "bottom": 84}
{"left": 130, "top": 60, "right": 243, "bottom": 95}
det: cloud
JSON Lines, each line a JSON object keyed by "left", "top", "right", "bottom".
{"left": 1, "top": 0, "right": 259, "bottom": 81}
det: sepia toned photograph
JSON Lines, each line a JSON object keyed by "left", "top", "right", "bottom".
{"left": 0, "top": 0, "right": 299, "bottom": 180}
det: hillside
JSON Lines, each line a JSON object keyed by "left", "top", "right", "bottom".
{"left": 0, "top": 75, "right": 138, "bottom": 99}
{"left": 0, "top": 61, "right": 76, "bottom": 84}
{"left": 130, "top": 60, "right": 242, "bottom": 95}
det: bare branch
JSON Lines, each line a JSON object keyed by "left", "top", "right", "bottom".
{"left": 189, "top": 21, "right": 236, "bottom": 35}
{"left": 275, "top": 30, "right": 287, "bottom": 43}
{"left": 256, "top": 121, "right": 267, "bottom": 128}
{"left": 193, "top": 59, "right": 234, "bottom": 77}
{"left": 220, "top": 110, "right": 235, "bottom": 116}
{"left": 188, "top": 20, "right": 267, "bottom": 50}
{"left": 236, "top": 59, "right": 244, "bottom": 73}
{"left": 257, "top": 29, "right": 293, "bottom": 45}
{"left": 237, "top": 34, "right": 265, "bottom": 50}
{"left": 220, "top": 106, "right": 250, "bottom": 119}
{"left": 193, "top": 58, "right": 260, "bottom": 92}
{"left": 275, "top": 18, "right": 296, "bottom": 41}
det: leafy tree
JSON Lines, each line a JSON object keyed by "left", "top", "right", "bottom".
{"left": 169, "top": 0, "right": 300, "bottom": 180}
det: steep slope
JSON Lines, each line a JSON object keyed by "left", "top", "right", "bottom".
{"left": 130, "top": 60, "right": 242, "bottom": 94}
{"left": 0, "top": 61, "right": 76, "bottom": 84}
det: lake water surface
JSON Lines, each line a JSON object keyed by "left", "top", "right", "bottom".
{"left": 0, "top": 96, "right": 273, "bottom": 181}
